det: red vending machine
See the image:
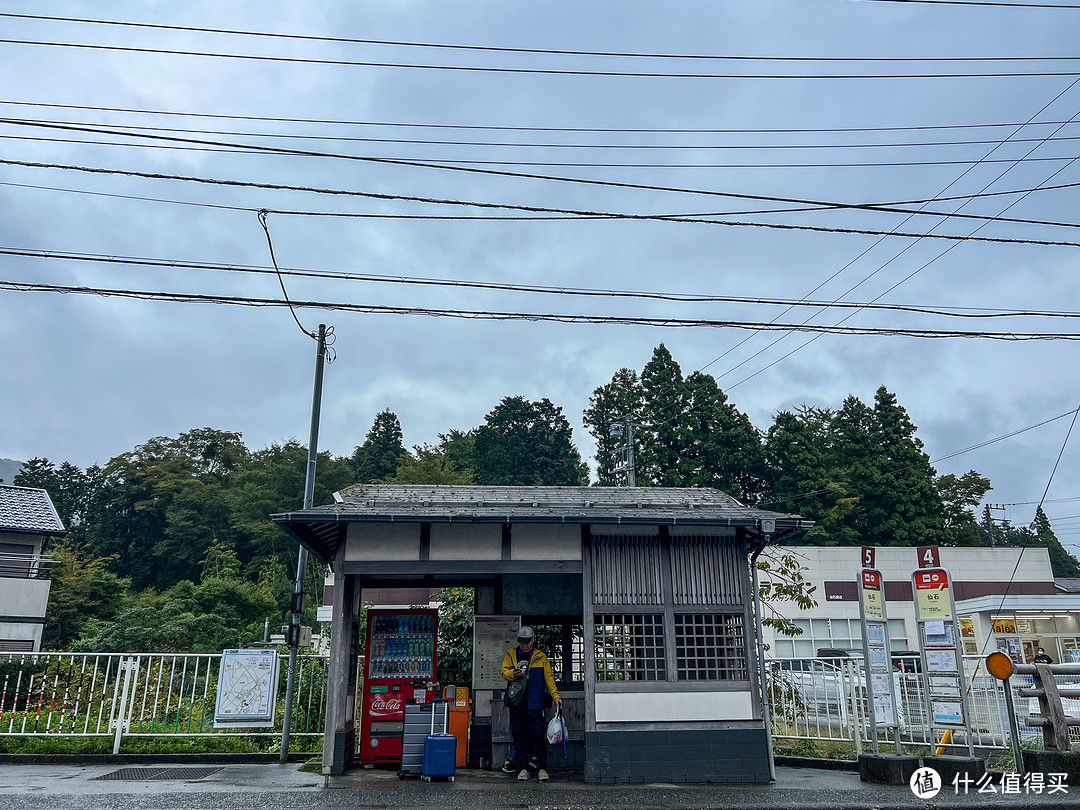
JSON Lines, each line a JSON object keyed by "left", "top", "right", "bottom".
{"left": 359, "top": 608, "right": 439, "bottom": 765}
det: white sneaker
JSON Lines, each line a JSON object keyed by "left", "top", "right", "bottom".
{"left": 538, "top": 769, "right": 549, "bottom": 782}
{"left": 517, "top": 769, "right": 530, "bottom": 781}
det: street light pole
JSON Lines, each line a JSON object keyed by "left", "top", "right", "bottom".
{"left": 280, "top": 323, "right": 327, "bottom": 763}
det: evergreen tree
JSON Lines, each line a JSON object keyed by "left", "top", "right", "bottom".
{"left": 1030, "top": 506, "right": 1080, "bottom": 577}
{"left": 40, "top": 541, "right": 130, "bottom": 650}
{"left": 14, "top": 458, "right": 104, "bottom": 544}
{"left": 936, "top": 471, "right": 992, "bottom": 546}
{"left": 762, "top": 407, "right": 834, "bottom": 518}
{"left": 438, "top": 429, "right": 477, "bottom": 479}
{"left": 677, "top": 371, "right": 765, "bottom": 502}
{"left": 392, "top": 444, "right": 474, "bottom": 484}
{"left": 865, "top": 387, "right": 946, "bottom": 547}
{"left": 638, "top": 345, "right": 686, "bottom": 486}
{"left": 350, "top": 409, "right": 406, "bottom": 483}
{"left": 228, "top": 441, "right": 353, "bottom": 571}
{"left": 473, "top": 396, "right": 588, "bottom": 486}
{"left": 582, "top": 368, "right": 643, "bottom": 486}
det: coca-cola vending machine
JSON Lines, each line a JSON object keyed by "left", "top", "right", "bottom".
{"left": 359, "top": 607, "right": 439, "bottom": 765}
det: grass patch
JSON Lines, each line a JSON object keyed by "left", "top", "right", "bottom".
{"left": 0, "top": 734, "right": 323, "bottom": 755}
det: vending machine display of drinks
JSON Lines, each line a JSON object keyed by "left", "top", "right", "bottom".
{"left": 359, "top": 608, "right": 439, "bottom": 765}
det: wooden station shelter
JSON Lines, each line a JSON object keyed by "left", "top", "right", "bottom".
{"left": 273, "top": 485, "right": 809, "bottom": 783}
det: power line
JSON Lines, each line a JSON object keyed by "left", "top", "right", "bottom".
{"left": 5, "top": 37, "right": 1080, "bottom": 79}
{"left": 10, "top": 130, "right": 1080, "bottom": 172}
{"left": 856, "top": 0, "right": 1080, "bottom": 8}
{"left": 7, "top": 11, "right": 1080, "bottom": 60}
{"left": 5, "top": 121, "right": 1080, "bottom": 237}
{"left": 8, "top": 157, "right": 1080, "bottom": 247}
{"left": 4, "top": 278, "right": 1080, "bottom": 338}
{"left": 1034, "top": 404, "right": 1080, "bottom": 519}
{"left": 6, "top": 98, "right": 1080, "bottom": 136}
{"left": 7, "top": 244, "right": 1080, "bottom": 319}
{"left": 715, "top": 74, "right": 1080, "bottom": 390}
{"left": 14, "top": 113, "right": 1080, "bottom": 153}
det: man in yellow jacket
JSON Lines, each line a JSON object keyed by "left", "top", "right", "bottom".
{"left": 502, "top": 626, "right": 561, "bottom": 782}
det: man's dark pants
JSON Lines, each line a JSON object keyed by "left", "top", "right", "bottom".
{"left": 509, "top": 706, "right": 547, "bottom": 771}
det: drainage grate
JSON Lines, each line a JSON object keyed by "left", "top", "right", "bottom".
{"left": 94, "top": 767, "right": 223, "bottom": 781}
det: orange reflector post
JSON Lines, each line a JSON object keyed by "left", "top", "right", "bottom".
{"left": 986, "top": 651, "right": 1014, "bottom": 680}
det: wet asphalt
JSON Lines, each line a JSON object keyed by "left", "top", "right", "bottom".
{"left": 1, "top": 759, "right": 1078, "bottom": 810}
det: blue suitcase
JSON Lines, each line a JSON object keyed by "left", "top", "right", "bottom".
{"left": 421, "top": 699, "right": 456, "bottom": 782}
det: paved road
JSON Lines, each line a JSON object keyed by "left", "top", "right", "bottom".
{"left": 2, "top": 761, "right": 1078, "bottom": 810}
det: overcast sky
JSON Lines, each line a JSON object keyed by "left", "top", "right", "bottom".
{"left": 3, "top": 1, "right": 1080, "bottom": 553}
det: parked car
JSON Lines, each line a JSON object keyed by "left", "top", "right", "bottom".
{"left": 890, "top": 650, "right": 923, "bottom": 673}
{"left": 770, "top": 657, "right": 865, "bottom": 722}
{"left": 816, "top": 648, "right": 866, "bottom": 671}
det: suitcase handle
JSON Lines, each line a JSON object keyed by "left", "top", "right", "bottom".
{"left": 429, "top": 697, "right": 450, "bottom": 735}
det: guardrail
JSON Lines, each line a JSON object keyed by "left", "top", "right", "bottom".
{"left": 3, "top": 651, "right": 1069, "bottom": 758}
{"left": 1012, "top": 661, "right": 1080, "bottom": 752}
{"left": 766, "top": 655, "right": 1076, "bottom": 755}
{"left": 0, "top": 651, "right": 328, "bottom": 752}
{"left": 0, "top": 552, "right": 55, "bottom": 579}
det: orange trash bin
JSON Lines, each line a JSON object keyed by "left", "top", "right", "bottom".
{"left": 444, "top": 686, "right": 470, "bottom": 767}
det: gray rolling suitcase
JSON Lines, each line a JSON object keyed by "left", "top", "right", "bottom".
{"left": 398, "top": 701, "right": 455, "bottom": 781}
{"left": 398, "top": 702, "right": 433, "bottom": 779}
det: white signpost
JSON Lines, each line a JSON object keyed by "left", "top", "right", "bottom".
{"left": 858, "top": 546, "right": 901, "bottom": 754}
{"left": 912, "top": 546, "right": 975, "bottom": 757}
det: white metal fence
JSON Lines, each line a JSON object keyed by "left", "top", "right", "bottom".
{"left": 4, "top": 651, "right": 1073, "bottom": 758}
{"left": 0, "top": 652, "right": 328, "bottom": 752}
{"left": 767, "top": 655, "right": 1080, "bottom": 755}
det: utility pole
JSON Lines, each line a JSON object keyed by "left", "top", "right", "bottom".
{"left": 609, "top": 416, "right": 637, "bottom": 487}
{"left": 280, "top": 323, "right": 327, "bottom": 763}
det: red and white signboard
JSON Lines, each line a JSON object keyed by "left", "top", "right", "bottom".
{"left": 860, "top": 569, "right": 884, "bottom": 621}
{"left": 913, "top": 568, "right": 952, "bottom": 621}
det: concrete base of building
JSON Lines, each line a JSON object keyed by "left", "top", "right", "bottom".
{"left": 858, "top": 753, "right": 920, "bottom": 785}
{"left": 584, "top": 728, "right": 771, "bottom": 784}
{"left": 1022, "top": 749, "right": 1080, "bottom": 781}
{"left": 922, "top": 754, "right": 986, "bottom": 786}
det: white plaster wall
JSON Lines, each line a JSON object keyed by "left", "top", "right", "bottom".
{"left": 595, "top": 690, "right": 754, "bottom": 722}
{"left": 430, "top": 524, "right": 502, "bottom": 560}
{"left": 0, "top": 622, "right": 44, "bottom": 650}
{"left": 510, "top": 524, "right": 581, "bottom": 560}
{"left": 0, "top": 578, "right": 50, "bottom": 616}
{"left": 344, "top": 523, "right": 421, "bottom": 560}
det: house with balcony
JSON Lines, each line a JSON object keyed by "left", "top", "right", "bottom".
{"left": 0, "top": 484, "right": 64, "bottom": 652}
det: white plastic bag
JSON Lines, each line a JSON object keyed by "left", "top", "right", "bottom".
{"left": 545, "top": 711, "right": 565, "bottom": 744}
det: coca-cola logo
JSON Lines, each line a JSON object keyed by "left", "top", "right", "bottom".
{"left": 369, "top": 695, "right": 404, "bottom": 715}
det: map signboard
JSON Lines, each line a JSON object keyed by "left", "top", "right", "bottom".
{"left": 472, "top": 615, "right": 521, "bottom": 689}
{"left": 213, "top": 649, "right": 281, "bottom": 728}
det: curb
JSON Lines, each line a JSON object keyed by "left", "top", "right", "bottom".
{"left": 0, "top": 752, "right": 313, "bottom": 766}
{"left": 773, "top": 755, "right": 859, "bottom": 772}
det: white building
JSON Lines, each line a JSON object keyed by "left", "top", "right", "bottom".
{"left": 763, "top": 544, "right": 1080, "bottom": 664}
{"left": 0, "top": 485, "right": 64, "bottom": 652}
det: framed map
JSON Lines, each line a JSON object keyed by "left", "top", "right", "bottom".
{"left": 213, "top": 649, "right": 281, "bottom": 728}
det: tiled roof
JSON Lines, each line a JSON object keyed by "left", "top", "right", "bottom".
{"left": 272, "top": 484, "right": 811, "bottom": 561}
{"left": 0, "top": 485, "right": 66, "bottom": 535}
{"left": 1055, "top": 578, "right": 1080, "bottom": 594}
